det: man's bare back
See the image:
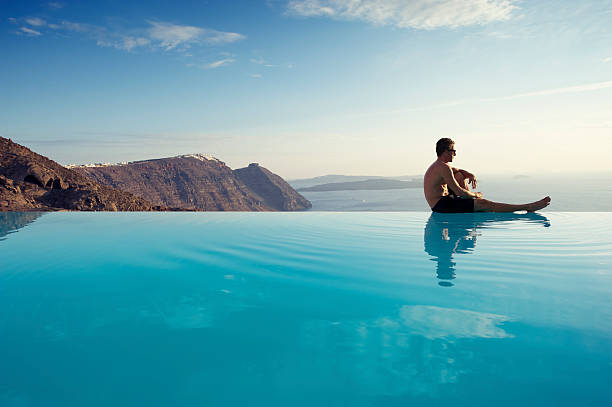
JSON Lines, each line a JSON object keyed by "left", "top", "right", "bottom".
{"left": 425, "top": 139, "right": 550, "bottom": 213}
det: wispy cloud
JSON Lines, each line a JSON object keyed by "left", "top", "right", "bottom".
{"left": 20, "top": 27, "right": 42, "bottom": 36}
{"left": 203, "top": 30, "right": 245, "bottom": 45}
{"left": 147, "top": 21, "right": 204, "bottom": 50}
{"left": 250, "top": 57, "right": 277, "bottom": 67}
{"left": 605, "top": 57, "right": 612, "bottom": 63}
{"left": 98, "top": 36, "right": 151, "bottom": 51}
{"left": 10, "top": 17, "right": 246, "bottom": 56}
{"left": 25, "top": 17, "right": 46, "bottom": 27}
{"left": 374, "top": 80, "right": 612, "bottom": 116}
{"left": 48, "top": 2, "right": 65, "bottom": 9}
{"left": 148, "top": 21, "right": 245, "bottom": 50}
{"left": 250, "top": 73, "right": 263, "bottom": 78}
{"left": 205, "top": 58, "right": 236, "bottom": 69}
{"left": 491, "top": 80, "right": 612, "bottom": 100}
{"left": 286, "top": 0, "right": 519, "bottom": 29}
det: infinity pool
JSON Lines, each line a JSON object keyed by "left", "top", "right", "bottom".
{"left": 1, "top": 212, "right": 611, "bottom": 406}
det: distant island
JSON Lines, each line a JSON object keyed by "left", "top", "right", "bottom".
{"left": 0, "top": 137, "right": 310, "bottom": 212}
{"left": 289, "top": 174, "right": 421, "bottom": 189}
{"left": 297, "top": 178, "right": 422, "bottom": 192}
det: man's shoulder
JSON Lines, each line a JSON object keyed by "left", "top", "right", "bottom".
{"left": 428, "top": 160, "right": 450, "bottom": 172}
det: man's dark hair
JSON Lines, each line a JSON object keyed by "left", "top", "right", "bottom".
{"left": 436, "top": 138, "right": 454, "bottom": 157}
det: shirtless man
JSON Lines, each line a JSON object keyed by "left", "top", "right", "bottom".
{"left": 424, "top": 138, "right": 551, "bottom": 213}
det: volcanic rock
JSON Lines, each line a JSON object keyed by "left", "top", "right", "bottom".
{"left": 0, "top": 137, "right": 164, "bottom": 211}
{"left": 74, "top": 155, "right": 310, "bottom": 211}
{"left": 234, "top": 163, "right": 311, "bottom": 211}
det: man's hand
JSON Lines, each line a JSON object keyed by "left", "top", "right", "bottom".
{"left": 462, "top": 171, "right": 477, "bottom": 189}
{"left": 473, "top": 191, "right": 483, "bottom": 199}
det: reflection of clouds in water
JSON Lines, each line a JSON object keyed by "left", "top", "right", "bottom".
{"left": 138, "top": 292, "right": 248, "bottom": 330}
{"left": 155, "top": 301, "right": 213, "bottom": 330}
{"left": 9, "top": 274, "right": 251, "bottom": 342}
{"left": 394, "top": 305, "right": 513, "bottom": 340}
{"left": 297, "top": 304, "right": 512, "bottom": 397}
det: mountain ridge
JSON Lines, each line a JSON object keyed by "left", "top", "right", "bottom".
{"left": 1, "top": 137, "right": 310, "bottom": 212}
{"left": 0, "top": 137, "right": 166, "bottom": 211}
{"left": 72, "top": 156, "right": 310, "bottom": 212}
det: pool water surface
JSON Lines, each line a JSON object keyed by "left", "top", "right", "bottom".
{"left": 1, "top": 212, "right": 611, "bottom": 406}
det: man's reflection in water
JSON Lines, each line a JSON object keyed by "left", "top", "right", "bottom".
{"left": 424, "top": 212, "right": 550, "bottom": 287}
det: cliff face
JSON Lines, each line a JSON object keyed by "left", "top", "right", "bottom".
{"left": 0, "top": 137, "right": 164, "bottom": 211}
{"left": 234, "top": 163, "right": 311, "bottom": 211}
{"left": 73, "top": 156, "right": 310, "bottom": 211}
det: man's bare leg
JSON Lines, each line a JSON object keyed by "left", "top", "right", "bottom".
{"left": 474, "top": 197, "right": 551, "bottom": 212}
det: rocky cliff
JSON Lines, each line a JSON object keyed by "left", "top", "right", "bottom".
{"left": 0, "top": 137, "right": 165, "bottom": 211}
{"left": 234, "top": 163, "right": 311, "bottom": 211}
{"left": 73, "top": 156, "right": 311, "bottom": 211}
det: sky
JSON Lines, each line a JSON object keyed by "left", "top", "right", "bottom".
{"left": 1, "top": 0, "right": 612, "bottom": 179}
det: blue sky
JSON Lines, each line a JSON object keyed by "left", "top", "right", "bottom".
{"left": 2, "top": 0, "right": 612, "bottom": 178}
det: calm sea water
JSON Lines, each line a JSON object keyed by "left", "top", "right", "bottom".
{"left": 299, "top": 174, "right": 612, "bottom": 211}
{"left": 1, "top": 212, "right": 611, "bottom": 406}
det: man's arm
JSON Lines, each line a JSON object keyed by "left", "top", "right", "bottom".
{"left": 452, "top": 167, "right": 477, "bottom": 189}
{"left": 443, "top": 165, "right": 481, "bottom": 198}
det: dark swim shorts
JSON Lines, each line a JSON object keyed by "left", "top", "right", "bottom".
{"left": 431, "top": 195, "right": 475, "bottom": 213}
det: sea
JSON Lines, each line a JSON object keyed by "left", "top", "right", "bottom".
{"left": 297, "top": 173, "right": 612, "bottom": 212}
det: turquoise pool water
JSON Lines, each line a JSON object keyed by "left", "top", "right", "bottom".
{"left": 1, "top": 212, "right": 611, "bottom": 406}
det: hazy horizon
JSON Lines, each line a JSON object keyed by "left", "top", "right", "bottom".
{"left": 5, "top": 136, "right": 612, "bottom": 180}
{"left": 2, "top": 0, "right": 611, "bottom": 179}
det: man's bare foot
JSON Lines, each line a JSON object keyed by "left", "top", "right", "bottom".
{"left": 527, "top": 196, "right": 551, "bottom": 212}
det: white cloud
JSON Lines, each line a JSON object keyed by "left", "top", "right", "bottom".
{"left": 148, "top": 21, "right": 204, "bottom": 50}
{"left": 605, "top": 57, "right": 612, "bottom": 63}
{"left": 20, "top": 27, "right": 42, "bottom": 36}
{"left": 8, "top": 17, "right": 17, "bottom": 24}
{"left": 25, "top": 17, "right": 46, "bottom": 27}
{"left": 289, "top": 0, "right": 335, "bottom": 16}
{"left": 205, "top": 58, "right": 236, "bottom": 68}
{"left": 250, "top": 73, "right": 263, "bottom": 78}
{"left": 120, "top": 36, "right": 151, "bottom": 51}
{"left": 147, "top": 21, "right": 245, "bottom": 50}
{"left": 202, "top": 29, "right": 245, "bottom": 45}
{"left": 10, "top": 16, "right": 246, "bottom": 60}
{"left": 251, "top": 57, "right": 278, "bottom": 67}
{"left": 97, "top": 36, "right": 151, "bottom": 51}
{"left": 287, "top": 0, "right": 519, "bottom": 29}
{"left": 48, "top": 2, "right": 65, "bottom": 9}
{"left": 60, "top": 20, "right": 93, "bottom": 33}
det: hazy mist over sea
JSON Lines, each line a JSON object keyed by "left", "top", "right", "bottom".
{"left": 295, "top": 173, "right": 612, "bottom": 212}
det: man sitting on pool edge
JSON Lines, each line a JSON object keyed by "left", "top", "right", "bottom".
{"left": 424, "top": 138, "right": 551, "bottom": 213}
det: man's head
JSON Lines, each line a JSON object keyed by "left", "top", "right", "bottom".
{"left": 436, "top": 138, "right": 456, "bottom": 162}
